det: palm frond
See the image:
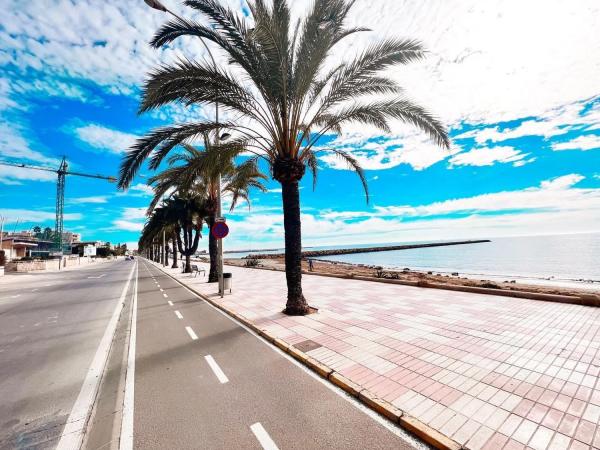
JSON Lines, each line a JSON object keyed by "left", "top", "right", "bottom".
{"left": 328, "top": 148, "right": 369, "bottom": 203}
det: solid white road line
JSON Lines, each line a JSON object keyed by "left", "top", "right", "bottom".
{"left": 250, "top": 423, "right": 279, "bottom": 450}
{"left": 204, "top": 355, "right": 229, "bottom": 384}
{"left": 185, "top": 326, "right": 198, "bottom": 340}
{"left": 56, "top": 261, "right": 136, "bottom": 450}
{"left": 119, "top": 260, "right": 139, "bottom": 450}
{"left": 174, "top": 310, "right": 183, "bottom": 319}
{"left": 163, "top": 293, "right": 168, "bottom": 298}
{"left": 168, "top": 301, "right": 174, "bottom": 306}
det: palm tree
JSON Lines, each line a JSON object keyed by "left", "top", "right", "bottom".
{"left": 119, "top": 0, "right": 450, "bottom": 315}
{"left": 147, "top": 137, "right": 266, "bottom": 282}
{"left": 141, "top": 194, "right": 208, "bottom": 272}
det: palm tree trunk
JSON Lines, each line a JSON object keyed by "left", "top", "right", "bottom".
{"left": 171, "top": 232, "right": 178, "bottom": 269}
{"left": 207, "top": 216, "right": 218, "bottom": 282}
{"left": 164, "top": 236, "right": 169, "bottom": 266}
{"left": 281, "top": 180, "right": 310, "bottom": 315}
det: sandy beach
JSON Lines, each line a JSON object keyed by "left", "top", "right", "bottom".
{"left": 219, "top": 256, "right": 600, "bottom": 299}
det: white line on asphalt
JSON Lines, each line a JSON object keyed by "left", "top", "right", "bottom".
{"left": 185, "top": 326, "right": 198, "bottom": 340}
{"left": 162, "top": 264, "right": 426, "bottom": 449}
{"left": 157, "top": 284, "right": 160, "bottom": 287}
{"left": 87, "top": 273, "right": 107, "bottom": 279}
{"left": 119, "top": 259, "right": 139, "bottom": 450}
{"left": 204, "top": 355, "right": 229, "bottom": 384}
{"left": 160, "top": 288, "right": 164, "bottom": 292}
{"left": 56, "top": 261, "right": 137, "bottom": 450}
{"left": 168, "top": 301, "right": 173, "bottom": 306}
{"left": 163, "top": 293, "right": 168, "bottom": 298}
{"left": 250, "top": 423, "right": 279, "bottom": 450}
{"left": 174, "top": 310, "right": 183, "bottom": 319}
{"left": 31, "top": 289, "right": 39, "bottom": 292}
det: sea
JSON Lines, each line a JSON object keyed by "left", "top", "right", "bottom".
{"left": 227, "top": 232, "right": 600, "bottom": 290}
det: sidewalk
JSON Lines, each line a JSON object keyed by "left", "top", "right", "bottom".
{"left": 152, "top": 260, "right": 600, "bottom": 450}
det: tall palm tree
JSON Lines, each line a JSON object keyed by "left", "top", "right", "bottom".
{"left": 119, "top": 0, "right": 450, "bottom": 315}
{"left": 147, "top": 137, "right": 266, "bottom": 282}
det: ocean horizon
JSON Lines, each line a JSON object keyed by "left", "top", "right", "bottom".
{"left": 226, "top": 232, "right": 600, "bottom": 289}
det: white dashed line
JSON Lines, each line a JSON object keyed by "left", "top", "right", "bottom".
{"left": 159, "top": 288, "right": 164, "bottom": 292}
{"left": 157, "top": 284, "right": 160, "bottom": 288}
{"left": 163, "top": 293, "right": 168, "bottom": 298}
{"left": 250, "top": 423, "right": 279, "bottom": 450}
{"left": 31, "top": 289, "right": 39, "bottom": 292}
{"left": 205, "top": 355, "right": 229, "bottom": 384}
{"left": 185, "top": 326, "right": 198, "bottom": 340}
{"left": 168, "top": 301, "right": 173, "bottom": 306}
{"left": 174, "top": 310, "right": 183, "bottom": 319}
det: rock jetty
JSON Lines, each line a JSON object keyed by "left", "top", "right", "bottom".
{"left": 245, "top": 239, "right": 491, "bottom": 259}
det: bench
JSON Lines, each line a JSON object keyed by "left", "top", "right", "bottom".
{"left": 190, "top": 264, "right": 206, "bottom": 277}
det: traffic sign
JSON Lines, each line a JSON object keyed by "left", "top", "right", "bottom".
{"left": 215, "top": 217, "right": 226, "bottom": 223}
{"left": 212, "top": 221, "right": 229, "bottom": 239}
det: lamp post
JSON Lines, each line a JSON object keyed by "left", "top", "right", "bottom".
{"left": 144, "top": 0, "right": 225, "bottom": 297}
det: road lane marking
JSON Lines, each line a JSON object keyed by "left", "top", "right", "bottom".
{"left": 31, "top": 289, "right": 39, "bottom": 292}
{"left": 157, "top": 284, "right": 160, "bottom": 287}
{"left": 185, "top": 326, "right": 198, "bottom": 340}
{"left": 120, "top": 260, "right": 139, "bottom": 450}
{"left": 57, "top": 260, "right": 137, "bottom": 450}
{"left": 250, "top": 423, "right": 279, "bottom": 450}
{"left": 168, "top": 301, "right": 173, "bottom": 306}
{"left": 163, "top": 293, "right": 168, "bottom": 298}
{"left": 160, "top": 288, "right": 164, "bottom": 292}
{"left": 205, "top": 355, "right": 229, "bottom": 384}
{"left": 120, "top": 259, "right": 139, "bottom": 450}
{"left": 174, "top": 310, "right": 183, "bottom": 319}
{"left": 87, "top": 273, "right": 107, "bottom": 279}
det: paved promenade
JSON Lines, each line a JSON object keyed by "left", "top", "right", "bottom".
{"left": 155, "top": 260, "right": 600, "bottom": 450}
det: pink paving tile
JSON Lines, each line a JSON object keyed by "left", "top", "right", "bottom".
{"left": 574, "top": 419, "right": 596, "bottom": 446}
{"left": 158, "top": 261, "right": 600, "bottom": 450}
{"left": 541, "top": 408, "right": 565, "bottom": 431}
{"left": 513, "top": 399, "right": 535, "bottom": 417}
{"left": 558, "top": 413, "right": 579, "bottom": 437}
{"left": 481, "top": 432, "right": 509, "bottom": 450}
{"left": 502, "top": 438, "right": 526, "bottom": 450}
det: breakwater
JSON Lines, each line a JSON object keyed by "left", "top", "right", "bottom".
{"left": 245, "top": 239, "right": 491, "bottom": 259}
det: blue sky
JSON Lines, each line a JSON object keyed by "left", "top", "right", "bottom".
{"left": 1, "top": 0, "right": 599, "bottom": 250}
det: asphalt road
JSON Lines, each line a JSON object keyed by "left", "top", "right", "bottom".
{"left": 0, "top": 259, "right": 424, "bottom": 450}
{"left": 128, "top": 259, "right": 422, "bottom": 450}
{"left": 0, "top": 260, "right": 135, "bottom": 450}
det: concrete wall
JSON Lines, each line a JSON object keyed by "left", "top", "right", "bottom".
{"left": 4, "top": 256, "right": 105, "bottom": 273}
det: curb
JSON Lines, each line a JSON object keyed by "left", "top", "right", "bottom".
{"left": 148, "top": 259, "right": 463, "bottom": 450}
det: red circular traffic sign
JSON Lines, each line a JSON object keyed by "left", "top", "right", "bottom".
{"left": 212, "top": 221, "right": 229, "bottom": 239}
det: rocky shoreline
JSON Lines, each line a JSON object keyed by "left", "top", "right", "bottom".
{"left": 245, "top": 239, "right": 491, "bottom": 259}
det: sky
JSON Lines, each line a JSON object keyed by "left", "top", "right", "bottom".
{"left": 0, "top": 0, "right": 599, "bottom": 251}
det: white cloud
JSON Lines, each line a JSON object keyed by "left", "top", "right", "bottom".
{"left": 68, "top": 196, "right": 109, "bottom": 204}
{"left": 112, "top": 220, "right": 144, "bottom": 232}
{"left": 223, "top": 174, "right": 600, "bottom": 248}
{"left": 74, "top": 124, "right": 138, "bottom": 154}
{"left": 121, "top": 207, "right": 147, "bottom": 220}
{"left": 129, "top": 183, "right": 154, "bottom": 196}
{"left": 449, "top": 146, "right": 530, "bottom": 167}
{"left": 0, "top": 209, "right": 81, "bottom": 224}
{"left": 319, "top": 132, "right": 461, "bottom": 171}
{"left": 551, "top": 134, "right": 600, "bottom": 151}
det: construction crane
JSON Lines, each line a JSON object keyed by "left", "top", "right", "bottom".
{"left": 0, "top": 157, "right": 116, "bottom": 253}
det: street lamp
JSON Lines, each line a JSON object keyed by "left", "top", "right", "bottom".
{"left": 144, "top": 0, "right": 226, "bottom": 297}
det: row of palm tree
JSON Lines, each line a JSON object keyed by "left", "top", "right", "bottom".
{"left": 139, "top": 137, "right": 266, "bottom": 274}
{"left": 120, "top": 0, "right": 450, "bottom": 316}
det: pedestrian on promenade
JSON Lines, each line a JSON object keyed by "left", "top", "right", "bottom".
{"left": 308, "top": 259, "right": 314, "bottom": 272}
